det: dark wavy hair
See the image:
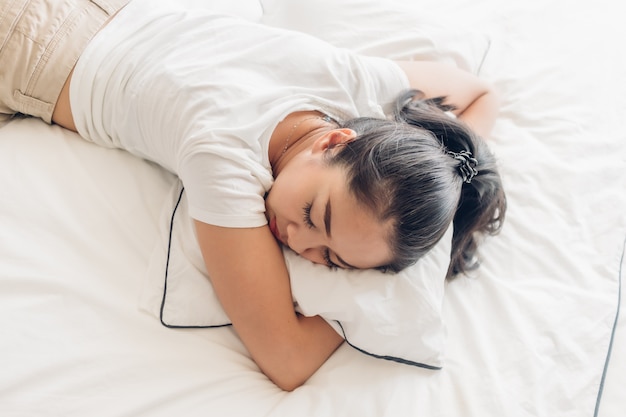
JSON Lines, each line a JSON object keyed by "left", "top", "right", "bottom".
{"left": 327, "top": 89, "right": 506, "bottom": 278}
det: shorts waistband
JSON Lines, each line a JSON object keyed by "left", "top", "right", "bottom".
{"left": 0, "top": 0, "right": 130, "bottom": 123}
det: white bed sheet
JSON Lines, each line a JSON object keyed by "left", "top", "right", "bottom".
{"left": 1, "top": 0, "right": 625, "bottom": 416}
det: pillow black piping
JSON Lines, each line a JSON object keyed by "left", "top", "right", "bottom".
{"left": 159, "top": 186, "right": 441, "bottom": 369}
{"left": 334, "top": 321, "right": 441, "bottom": 370}
{"left": 593, "top": 234, "right": 624, "bottom": 417}
{"left": 159, "top": 186, "right": 230, "bottom": 329}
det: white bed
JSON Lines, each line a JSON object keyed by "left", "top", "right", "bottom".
{"left": 1, "top": 0, "right": 624, "bottom": 416}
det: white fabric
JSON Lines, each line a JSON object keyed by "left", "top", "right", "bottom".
{"left": 70, "top": 0, "right": 408, "bottom": 227}
{"left": 176, "top": 0, "right": 263, "bottom": 22}
{"left": 260, "top": 0, "right": 492, "bottom": 75}
{"left": 1, "top": 0, "right": 625, "bottom": 416}
{"left": 138, "top": 185, "right": 451, "bottom": 368}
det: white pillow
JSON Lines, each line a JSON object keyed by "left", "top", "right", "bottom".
{"left": 259, "top": 0, "right": 491, "bottom": 74}
{"left": 139, "top": 183, "right": 450, "bottom": 368}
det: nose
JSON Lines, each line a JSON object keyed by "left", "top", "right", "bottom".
{"left": 286, "top": 223, "right": 326, "bottom": 265}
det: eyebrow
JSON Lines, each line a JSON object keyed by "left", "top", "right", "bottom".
{"left": 322, "top": 198, "right": 357, "bottom": 269}
{"left": 324, "top": 199, "right": 332, "bottom": 237}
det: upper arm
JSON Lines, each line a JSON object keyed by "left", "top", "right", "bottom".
{"left": 193, "top": 220, "right": 343, "bottom": 390}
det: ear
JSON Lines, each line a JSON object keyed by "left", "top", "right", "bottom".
{"left": 311, "top": 128, "right": 357, "bottom": 153}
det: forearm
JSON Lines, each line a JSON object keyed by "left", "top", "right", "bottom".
{"left": 456, "top": 87, "right": 500, "bottom": 138}
{"left": 219, "top": 265, "right": 343, "bottom": 390}
{"left": 237, "top": 314, "right": 343, "bottom": 391}
{"left": 395, "top": 60, "right": 500, "bottom": 138}
{"left": 194, "top": 220, "right": 343, "bottom": 390}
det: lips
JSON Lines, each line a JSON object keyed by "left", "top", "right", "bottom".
{"left": 269, "top": 217, "right": 284, "bottom": 244}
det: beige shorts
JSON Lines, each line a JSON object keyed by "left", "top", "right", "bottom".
{"left": 0, "top": 0, "right": 129, "bottom": 125}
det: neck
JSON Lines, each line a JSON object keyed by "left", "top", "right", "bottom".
{"left": 269, "top": 111, "right": 335, "bottom": 175}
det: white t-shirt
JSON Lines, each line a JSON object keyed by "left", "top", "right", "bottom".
{"left": 70, "top": 0, "right": 409, "bottom": 227}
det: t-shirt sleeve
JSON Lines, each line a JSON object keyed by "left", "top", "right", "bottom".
{"left": 178, "top": 144, "right": 273, "bottom": 228}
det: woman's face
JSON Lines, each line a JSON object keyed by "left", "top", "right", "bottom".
{"left": 265, "top": 130, "right": 393, "bottom": 270}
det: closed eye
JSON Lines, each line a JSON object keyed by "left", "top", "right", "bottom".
{"left": 323, "top": 248, "right": 340, "bottom": 269}
{"left": 303, "top": 201, "right": 343, "bottom": 269}
{"left": 302, "top": 202, "right": 315, "bottom": 229}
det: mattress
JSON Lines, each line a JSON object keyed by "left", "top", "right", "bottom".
{"left": 1, "top": 0, "right": 624, "bottom": 416}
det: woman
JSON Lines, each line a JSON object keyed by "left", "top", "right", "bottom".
{"left": 0, "top": 0, "right": 505, "bottom": 390}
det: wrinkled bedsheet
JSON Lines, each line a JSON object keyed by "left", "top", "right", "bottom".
{"left": 1, "top": 0, "right": 624, "bottom": 416}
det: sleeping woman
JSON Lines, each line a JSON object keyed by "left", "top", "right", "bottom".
{"left": 0, "top": 0, "right": 506, "bottom": 390}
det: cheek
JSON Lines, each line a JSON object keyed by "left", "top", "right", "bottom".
{"left": 268, "top": 160, "right": 317, "bottom": 219}
{"left": 267, "top": 177, "right": 298, "bottom": 218}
